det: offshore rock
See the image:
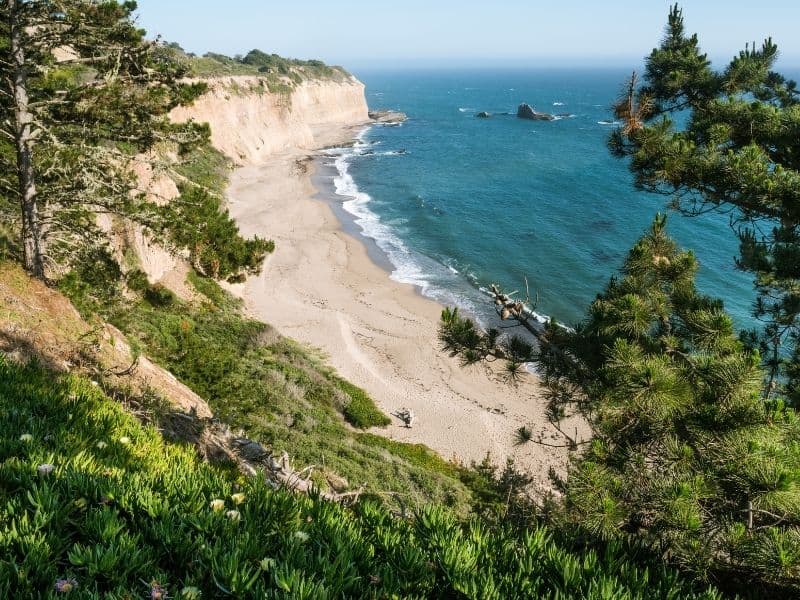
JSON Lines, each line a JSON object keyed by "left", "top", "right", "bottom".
{"left": 369, "top": 110, "right": 407, "bottom": 124}
{"left": 517, "top": 103, "right": 555, "bottom": 121}
{"left": 476, "top": 111, "right": 491, "bottom": 118}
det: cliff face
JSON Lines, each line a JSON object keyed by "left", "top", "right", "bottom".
{"left": 170, "top": 76, "right": 369, "bottom": 164}
{"left": 125, "top": 74, "right": 368, "bottom": 291}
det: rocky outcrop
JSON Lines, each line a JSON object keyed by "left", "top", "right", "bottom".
{"left": 476, "top": 111, "right": 491, "bottom": 118}
{"left": 369, "top": 110, "right": 407, "bottom": 124}
{"left": 517, "top": 103, "right": 555, "bottom": 121}
{"left": 170, "top": 76, "right": 370, "bottom": 165}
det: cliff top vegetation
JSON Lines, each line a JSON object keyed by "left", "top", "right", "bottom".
{"left": 159, "top": 43, "right": 351, "bottom": 83}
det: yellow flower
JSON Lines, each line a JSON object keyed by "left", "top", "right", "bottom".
{"left": 225, "top": 509, "right": 241, "bottom": 522}
{"left": 209, "top": 499, "right": 225, "bottom": 512}
{"left": 119, "top": 436, "right": 131, "bottom": 445}
{"left": 19, "top": 433, "right": 33, "bottom": 443}
{"left": 230, "top": 492, "right": 246, "bottom": 505}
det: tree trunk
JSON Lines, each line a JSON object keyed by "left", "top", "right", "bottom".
{"left": 8, "top": 0, "right": 44, "bottom": 277}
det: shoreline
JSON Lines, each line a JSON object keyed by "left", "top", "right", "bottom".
{"left": 225, "top": 123, "right": 584, "bottom": 488}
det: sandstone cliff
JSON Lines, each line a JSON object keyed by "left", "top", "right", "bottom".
{"left": 170, "top": 76, "right": 369, "bottom": 165}
{"left": 127, "top": 74, "right": 369, "bottom": 291}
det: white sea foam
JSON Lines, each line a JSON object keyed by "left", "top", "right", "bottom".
{"left": 331, "top": 135, "right": 429, "bottom": 292}
{"left": 552, "top": 101, "right": 565, "bottom": 106}
{"left": 329, "top": 131, "right": 484, "bottom": 323}
{"left": 597, "top": 120, "right": 621, "bottom": 126}
{"left": 326, "top": 128, "right": 566, "bottom": 333}
{"left": 458, "top": 107, "right": 474, "bottom": 113}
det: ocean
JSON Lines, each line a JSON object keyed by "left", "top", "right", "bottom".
{"left": 321, "top": 68, "right": 756, "bottom": 331}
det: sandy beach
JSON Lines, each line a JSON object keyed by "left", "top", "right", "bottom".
{"left": 225, "top": 124, "right": 581, "bottom": 488}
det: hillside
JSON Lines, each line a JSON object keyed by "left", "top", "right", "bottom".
{"left": 5, "top": 3, "right": 794, "bottom": 595}
{"left": 0, "top": 354, "right": 721, "bottom": 598}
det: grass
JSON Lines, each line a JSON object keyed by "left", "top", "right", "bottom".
{"left": 96, "top": 278, "right": 479, "bottom": 511}
{"left": 356, "top": 433, "right": 464, "bottom": 479}
{"left": 0, "top": 356, "right": 724, "bottom": 598}
{"left": 186, "top": 270, "right": 231, "bottom": 309}
{"left": 173, "top": 143, "right": 231, "bottom": 196}
{"left": 336, "top": 378, "right": 391, "bottom": 429}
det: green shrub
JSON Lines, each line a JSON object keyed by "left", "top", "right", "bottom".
{"left": 159, "top": 185, "right": 273, "bottom": 279}
{"left": 125, "top": 268, "right": 149, "bottom": 292}
{"left": 0, "top": 356, "right": 723, "bottom": 599}
{"left": 57, "top": 245, "right": 121, "bottom": 315}
{"left": 187, "top": 270, "right": 232, "bottom": 308}
{"left": 144, "top": 283, "right": 176, "bottom": 307}
{"left": 336, "top": 378, "right": 390, "bottom": 428}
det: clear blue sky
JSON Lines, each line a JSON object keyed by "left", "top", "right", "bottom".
{"left": 134, "top": 1, "right": 800, "bottom": 70}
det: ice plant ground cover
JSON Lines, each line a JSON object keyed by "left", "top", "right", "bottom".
{"left": 0, "top": 357, "right": 722, "bottom": 599}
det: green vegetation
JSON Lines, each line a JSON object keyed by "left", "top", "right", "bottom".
{"left": 547, "top": 216, "right": 800, "bottom": 591}
{"left": 440, "top": 5, "right": 800, "bottom": 592}
{"left": 0, "top": 357, "right": 723, "bottom": 599}
{"left": 610, "top": 4, "right": 800, "bottom": 404}
{"left": 173, "top": 139, "right": 231, "bottom": 196}
{"left": 58, "top": 269, "right": 479, "bottom": 510}
{"left": 443, "top": 216, "right": 800, "bottom": 595}
{"left": 159, "top": 185, "right": 273, "bottom": 280}
{"left": 337, "top": 379, "right": 392, "bottom": 428}
{"left": 154, "top": 138, "right": 274, "bottom": 281}
{"left": 0, "top": 0, "right": 203, "bottom": 277}
{"left": 158, "top": 44, "right": 349, "bottom": 85}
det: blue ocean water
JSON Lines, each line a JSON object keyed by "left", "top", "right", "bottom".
{"left": 328, "top": 69, "right": 756, "bottom": 330}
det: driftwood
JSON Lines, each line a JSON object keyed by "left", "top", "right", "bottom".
{"left": 218, "top": 438, "right": 365, "bottom": 504}
{"left": 392, "top": 408, "right": 415, "bottom": 428}
{"left": 164, "top": 416, "right": 367, "bottom": 505}
{"left": 490, "top": 279, "right": 542, "bottom": 339}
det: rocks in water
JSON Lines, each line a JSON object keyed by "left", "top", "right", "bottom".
{"left": 517, "top": 103, "right": 555, "bottom": 121}
{"left": 369, "top": 110, "right": 407, "bottom": 124}
{"left": 476, "top": 111, "right": 491, "bottom": 118}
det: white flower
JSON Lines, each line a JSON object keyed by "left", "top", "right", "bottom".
{"left": 259, "top": 557, "right": 275, "bottom": 571}
{"left": 19, "top": 433, "right": 33, "bottom": 443}
{"left": 96, "top": 441, "right": 108, "bottom": 449}
{"left": 230, "top": 492, "right": 246, "bottom": 505}
{"left": 119, "top": 436, "right": 131, "bottom": 445}
{"left": 181, "top": 586, "right": 202, "bottom": 599}
{"left": 294, "top": 531, "right": 309, "bottom": 543}
{"left": 209, "top": 499, "right": 225, "bottom": 512}
{"left": 37, "top": 463, "right": 55, "bottom": 477}
{"left": 225, "top": 509, "right": 241, "bottom": 522}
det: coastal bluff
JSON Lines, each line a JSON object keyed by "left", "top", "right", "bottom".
{"left": 170, "top": 75, "right": 370, "bottom": 165}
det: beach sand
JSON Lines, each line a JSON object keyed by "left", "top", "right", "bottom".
{"left": 226, "top": 124, "right": 582, "bottom": 488}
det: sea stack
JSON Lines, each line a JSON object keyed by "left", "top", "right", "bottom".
{"left": 369, "top": 110, "right": 407, "bottom": 124}
{"left": 517, "top": 103, "right": 556, "bottom": 121}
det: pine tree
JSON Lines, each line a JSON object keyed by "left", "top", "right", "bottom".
{"left": 609, "top": 4, "right": 800, "bottom": 402}
{"left": 441, "top": 217, "right": 800, "bottom": 591}
{"left": 0, "top": 0, "right": 203, "bottom": 277}
{"left": 547, "top": 215, "right": 800, "bottom": 591}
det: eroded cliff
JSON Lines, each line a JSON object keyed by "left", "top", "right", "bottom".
{"left": 170, "top": 76, "right": 369, "bottom": 164}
